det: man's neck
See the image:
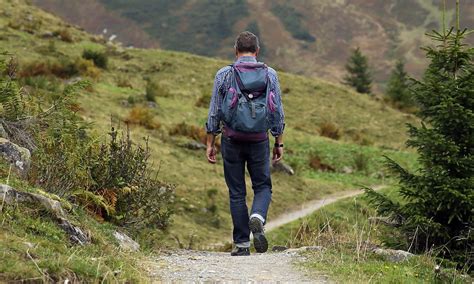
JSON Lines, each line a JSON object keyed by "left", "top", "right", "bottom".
{"left": 237, "top": 53, "right": 256, "bottom": 58}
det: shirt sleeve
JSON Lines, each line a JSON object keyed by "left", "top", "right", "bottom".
{"left": 205, "top": 72, "right": 224, "bottom": 135}
{"left": 269, "top": 71, "right": 285, "bottom": 137}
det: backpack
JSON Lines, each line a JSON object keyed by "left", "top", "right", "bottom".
{"left": 221, "top": 62, "right": 278, "bottom": 133}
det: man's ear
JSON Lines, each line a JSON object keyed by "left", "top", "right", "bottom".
{"left": 255, "top": 48, "right": 260, "bottom": 58}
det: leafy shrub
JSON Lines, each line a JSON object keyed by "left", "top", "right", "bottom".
{"left": 28, "top": 82, "right": 94, "bottom": 196}
{"left": 145, "top": 81, "right": 168, "bottom": 102}
{"left": 89, "top": 128, "right": 174, "bottom": 229}
{"left": 124, "top": 106, "right": 161, "bottom": 129}
{"left": 82, "top": 49, "right": 108, "bottom": 69}
{"left": 318, "top": 121, "right": 341, "bottom": 140}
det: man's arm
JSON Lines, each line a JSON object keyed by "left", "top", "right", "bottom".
{"left": 205, "top": 70, "right": 226, "bottom": 164}
{"left": 269, "top": 70, "right": 285, "bottom": 163}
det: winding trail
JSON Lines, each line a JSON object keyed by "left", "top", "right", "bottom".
{"left": 266, "top": 185, "right": 386, "bottom": 232}
{"left": 147, "top": 186, "right": 385, "bottom": 283}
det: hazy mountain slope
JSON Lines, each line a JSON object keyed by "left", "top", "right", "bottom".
{"left": 0, "top": 0, "right": 419, "bottom": 246}
{"left": 32, "top": 0, "right": 473, "bottom": 90}
{"left": 31, "top": 0, "right": 159, "bottom": 48}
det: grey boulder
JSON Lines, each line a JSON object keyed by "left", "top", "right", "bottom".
{"left": 271, "top": 162, "right": 295, "bottom": 175}
{"left": 373, "top": 248, "right": 414, "bottom": 262}
{"left": 0, "top": 138, "right": 31, "bottom": 175}
{"left": 113, "top": 231, "right": 140, "bottom": 252}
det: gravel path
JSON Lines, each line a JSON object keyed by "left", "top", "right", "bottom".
{"left": 147, "top": 249, "right": 329, "bottom": 283}
{"left": 145, "top": 187, "right": 385, "bottom": 283}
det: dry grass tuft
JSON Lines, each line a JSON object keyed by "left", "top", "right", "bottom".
{"left": 319, "top": 121, "right": 341, "bottom": 140}
{"left": 124, "top": 106, "right": 161, "bottom": 129}
{"left": 169, "top": 122, "right": 208, "bottom": 144}
{"left": 309, "top": 154, "right": 335, "bottom": 172}
{"left": 54, "top": 29, "right": 74, "bottom": 43}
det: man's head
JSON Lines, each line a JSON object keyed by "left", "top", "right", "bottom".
{"left": 234, "top": 31, "right": 260, "bottom": 57}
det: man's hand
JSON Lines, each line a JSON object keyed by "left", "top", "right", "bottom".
{"left": 207, "top": 145, "right": 217, "bottom": 164}
{"left": 272, "top": 146, "right": 283, "bottom": 163}
{"left": 206, "top": 133, "right": 217, "bottom": 164}
{"left": 272, "top": 135, "right": 284, "bottom": 163}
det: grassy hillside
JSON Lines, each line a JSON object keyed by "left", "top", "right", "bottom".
{"left": 32, "top": 0, "right": 474, "bottom": 89}
{"left": 0, "top": 175, "right": 148, "bottom": 282}
{"left": 267, "top": 187, "right": 472, "bottom": 283}
{"left": 0, "top": 0, "right": 421, "bottom": 248}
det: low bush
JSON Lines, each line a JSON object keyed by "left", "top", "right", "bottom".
{"left": 308, "top": 153, "right": 335, "bottom": 172}
{"left": 82, "top": 49, "right": 108, "bottom": 69}
{"left": 22, "top": 75, "right": 61, "bottom": 92}
{"left": 169, "top": 122, "right": 208, "bottom": 145}
{"left": 145, "top": 80, "right": 169, "bottom": 102}
{"left": 318, "top": 121, "right": 341, "bottom": 140}
{"left": 126, "top": 95, "right": 137, "bottom": 105}
{"left": 19, "top": 58, "right": 101, "bottom": 79}
{"left": 88, "top": 128, "right": 174, "bottom": 229}
{"left": 124, "top": 106, "right": 161, "bottom": 129}
{"left": 117, "top": 74, "right": 133, "bottom": 88}
{"left": 53, "top": 29, "right": 74, "bottom": 43}
{"left": 74, "top": 58, "right": 101, "bottom": 79}
{"left": 19, "top": 59, "right": 79, "bottom": 78}
{"left": 352, "top": 152, "right": 370, "bottom": 174}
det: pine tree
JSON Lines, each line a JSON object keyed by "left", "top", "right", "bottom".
{"left": 386, "top": 60, "right": 413, "bottom": 109}
{"left": 343, "top": 47, "right": 372, "bottom": 94}
{"left": 365, "top": 6, "right": 473, "bottom": 267}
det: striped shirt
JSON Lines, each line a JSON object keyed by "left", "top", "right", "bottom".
{"left": 205, "top": 56, "right": 285, "bottom": 137}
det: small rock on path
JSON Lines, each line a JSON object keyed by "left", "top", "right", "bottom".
{"left": 147, "top": 250, "right": 328, "bottom": 283}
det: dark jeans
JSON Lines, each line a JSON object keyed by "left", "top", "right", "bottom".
{"left": 221, "top": 136, "right": 272, "bottom": 245}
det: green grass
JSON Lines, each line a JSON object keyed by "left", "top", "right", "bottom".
{"left": 0, "top": 0, "right": 422, "bottom": 249}
{"left": 0, "top": 176, "right": 147, "bottom": 282}
{"left": 267, "top": 187, "right": 472, "bottom": 283}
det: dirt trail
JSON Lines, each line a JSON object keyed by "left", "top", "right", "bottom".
{"left": 147, "top": 187, "right": 384, "bottom": 283}
{"left": 266, "top": 185, "right": 385, "bottom": 232}
{"left": 147, "top": 250, "right": 328, "bottom": 283}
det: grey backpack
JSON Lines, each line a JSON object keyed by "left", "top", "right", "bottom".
{"left": 221, "top": 62, "right": 278, "bottom": 133}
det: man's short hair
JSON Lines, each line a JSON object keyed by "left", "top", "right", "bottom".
{"left": 234, "top": 31, "right": 260, "bottom": 53}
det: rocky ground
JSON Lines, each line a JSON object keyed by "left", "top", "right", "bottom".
{"left": 145, "top": 249, "right": 329, "bottom": 283}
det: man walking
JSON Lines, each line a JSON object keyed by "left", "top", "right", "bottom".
{"left": 205, "top": 31, "right": 285, "bottom": 256}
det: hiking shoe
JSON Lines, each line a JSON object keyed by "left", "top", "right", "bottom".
{"left": 230, "top": 247, "right": 250, "bottom": 256}
{"left": 249, "top": 217, "right": 268, "bottom": 253}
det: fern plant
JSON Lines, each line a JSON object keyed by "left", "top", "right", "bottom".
{"left": 0, "top": 54, "right": 25, "bottom": 121}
